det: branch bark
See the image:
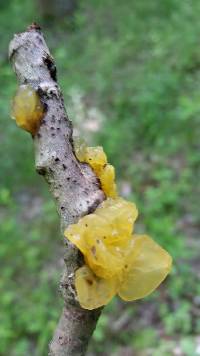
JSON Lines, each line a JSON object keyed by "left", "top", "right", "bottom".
{"left": 9, "top": 24, "right": 105, "bottom": 356}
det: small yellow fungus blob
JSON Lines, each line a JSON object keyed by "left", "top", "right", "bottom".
{"left": 74, "top": 138, "right": 117, "bottom": 197}
{"left": 73, "top": 137, "right": 87, "bottom": 162}
{"left": 99, "top": 164, "right": 117, "bottom": 198}
{"left": 65, "top": 197, "right": 172, "bottom": 310}
{"left": 84, "top": 146, "right": 107, "bottom": 175}
{"left": 11, "top": 85, "right": 44, "bottom": 135}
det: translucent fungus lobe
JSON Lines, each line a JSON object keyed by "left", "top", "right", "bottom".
{"left": 11, "top": 85, "right": 44, "bottom": 135}
{"left": 118, "top": 235, "right": 172, "bottom": 301}
{"left": 75, "top": 265, "right": 116, "bottom": 310}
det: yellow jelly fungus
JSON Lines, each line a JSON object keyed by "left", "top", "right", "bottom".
{"left": 75, "top": 265, "right": 116, "bottom": 310}
{"left": 74, "top": 138, "right": 117, "bottom": 197}
{"left": 84, "top": 146, "right": 107, "bottom": 175}
{"left": 65, "top": 197, "right": 138, "bottom": 278}
{"left": 98, "top": 164, "right": 117, "bottom": 198}
{"left": 11, "top": 85, "right": 44, "bottom": 135}
{"left": 65, "top": 198, "right": 172, "bottom": 310}
{"left": 118, "top": 235, "right": 172, "bottom": 301}
{"left": 73, "top": 137, "right": 87, "bottom": 162}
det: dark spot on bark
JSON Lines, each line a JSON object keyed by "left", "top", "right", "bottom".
{"left": 51, "top": 133, "right": 55, "bottom": 137}
{"left": 50, "top": 126, "right": 55, "bottom": 130}
{"left": 67, "top": 177, "right": 70, "bottom": 181}
{"left": 62, "top": 164, "right": 66, "bottom": 170}
{"left": 35, "top": 35, "right": 43, "bottom": 44}
{"left": 87, "top": 205, "right": 94, "bottom": 214}
{"left": 37, "top": 167, "right": 46, "bottom": 175}
{"left": 42, "top": 102, "right": 48, "bottom": 113}
{"left": 37, "top": 133, "right": 41, "bottom": 138}
{"left": 61, "top": 206, "right": 65, "bottom": 211}
{"left": 57, "top": 127, "right": 60, "bottom": 130}
{"left": 55, "top": 157, "right": 60, "bottom": 162}
{"left": 43, "top": 54, "right": 57, "bottom": 81}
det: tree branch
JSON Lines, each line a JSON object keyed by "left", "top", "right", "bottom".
{"left": 9, "top": 24, "right": 105, "bottom": 356}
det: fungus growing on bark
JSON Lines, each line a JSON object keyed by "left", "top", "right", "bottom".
{"left": 11, "top": 85, "right": 44, "bottom": 135}
{"left": 74, "top": 139, "right": 117, "bottom": 198}
{"left": 65, "top": 197, "right": 172, "bottom": 310}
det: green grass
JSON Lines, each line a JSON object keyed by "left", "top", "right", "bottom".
{"left": 0, "top": 0, "right": 199, "bottom": 355}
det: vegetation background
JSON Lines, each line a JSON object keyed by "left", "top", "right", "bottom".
{"left": 0, "top": 0, "right": 199, "bottom": 355}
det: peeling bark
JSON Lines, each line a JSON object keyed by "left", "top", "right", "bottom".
{"left": 9, "top": 24, "right": 104, "bottom": 356}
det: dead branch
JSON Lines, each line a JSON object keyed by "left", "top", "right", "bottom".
{"left": 9, "top": 24, "right": 105, "bottom": 356}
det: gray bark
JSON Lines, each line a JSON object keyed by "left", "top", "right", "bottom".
{"left": 9, "top": 24, "right": 104, "bottom": 356}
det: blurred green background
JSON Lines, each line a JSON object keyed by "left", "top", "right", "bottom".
{"left": 0, "top": 0, "right": 200, "bottom": 355}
